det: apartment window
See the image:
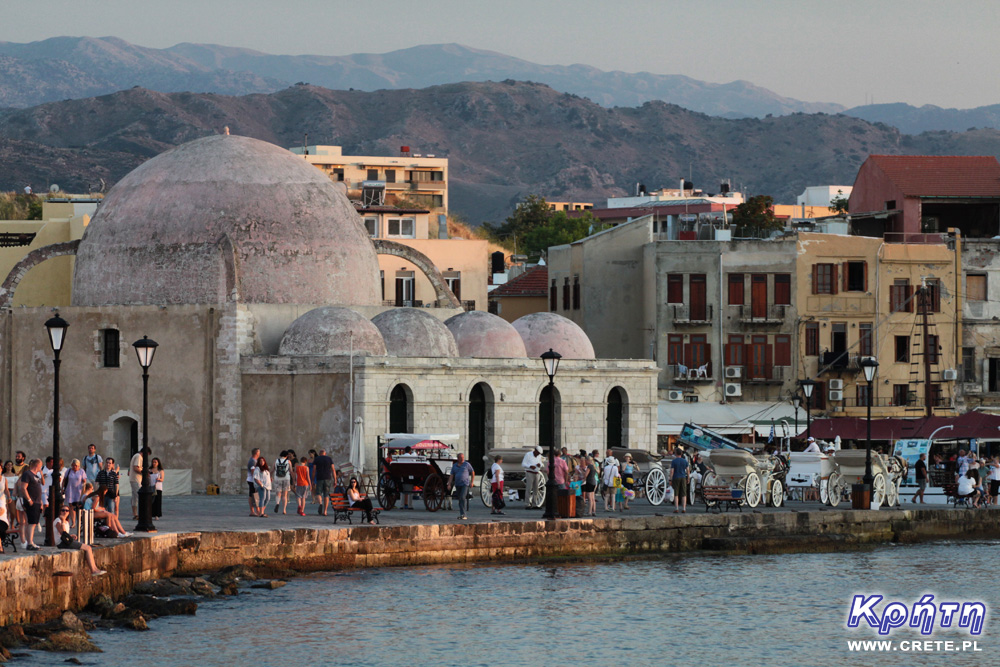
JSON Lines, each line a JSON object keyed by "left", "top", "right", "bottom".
{"left": 364, "top": 217, "right": 378, "bottom": 238}
{"left": 562, "top": 278, "right": 570, "bottom": 311}
{"left": 885, "top": 200, "right": 896, "bottom": 210}
{"left": 813, "top": 263, "right": 837, "bottom": 295}
{"left": 367, "top": 168, "right": 379, "bottom": 180}
{"left": 991, "top": 359, "right": 1000, "bottom": 393}
{"left": 929, "top": 384, "right": 943, "bottom": 407}
{"left": 963, "top": 347, "right": 977, "bottom": 382}
{"left": 549, "top": 280, "right": 557, "bottom": 311}
{"left": 892, "top": 384, "right": 910, "bottom": 406}
{"left": 689, "top": 274, "right": 707, "bottom": 320}
{"left": 385, "top": 169, "right": 396, "bottom": 183}
{"left": 895, "top": 336, "right": 910, "bottom": 363}
{"left": 725, "top": 334, "right": 744, "bottom": 367}
{"left": 923, "top": 280, "right": 941, "bottom": 313}
{"left": 856, "top": 384, "right": 871, "bottom": 407}
{"left": 394, "top": 271, "right": 415, "bottom": 306}
{"left": 774, "top": 274, "right": 791, "bottom": 305}
{"left": 409, "top": 170, "right": 444, "bottom": 182}
{"left": 845, "top": 261, "right": 867, "bottom": 292}
{"left": 572, "top": 276, "right": 580, "bottom": 310}
{"left": 387, "top": 218, "right": 415, "bottom": 238}
{"left": 333, "top": 168, "right": 344, "bottom": 182}
{"left": 775, "top": 334, "right": 791, "bottom": 367}
{"left": 667, "top": 334, "right": 683, "bottom": 365}
{"left": 728, "top": 273, "right": 744, "bottom": 305}
{"left": 445, "top": 272, "right": 461, "bottom": 300}
{"left": 927, "top": 334, "right": 939, "bottom": 364}
{"left": 667, "top": 274, "right": 683, "bottom": 304}
{"left": 687, "top": 334, "right": 709, "bottom": 371}
{"left": 805, "top": 322, "right": 819, "bottom": 356}
{"left": 890, "top": 279, "right": 912, "bottom": 313}
{"left": 968, "top": 274, "right": 987, "bottom": 302}
{"left": 859, "top": 322, "right": 873, "bottom": 357}
{"left": 812, "top": 381, "right": 826, "bottom": 410}
{"left": 101, "top": 329, "right": 120, "bottom": 368}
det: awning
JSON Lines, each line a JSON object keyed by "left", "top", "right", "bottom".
{"left": 808, "top": 411, "right": 1000, "bottom": 441}
{"left": 658, "top": 401, "right": 805, "bottom": 437}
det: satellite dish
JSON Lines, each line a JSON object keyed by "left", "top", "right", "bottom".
{"left": 49, "top": 184, "right": 60, "bottom": 193}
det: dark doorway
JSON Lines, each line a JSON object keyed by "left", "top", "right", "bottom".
{"left": 389, "top": 384, "right": 412, "bottom": 433}
{"left": 606, "top": 387, "right": 626, "bottom": 449}
{"left": 468, "top": 383, "right": 493, "bottom": 474}
{"left": 538, "top": 385, "right": 561, "bottom": 449}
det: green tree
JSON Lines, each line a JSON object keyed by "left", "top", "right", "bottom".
{"left": 481, "top": 194, "right": 552, "bottom": 251}
{"left": 522, "top": 211, "right": 603, "bottom": 257}
{"left": 731, "top": 195, "right": 780, "bottom": 237}
{"left": 829, "top": 189, "right": 849, "bottom": 215}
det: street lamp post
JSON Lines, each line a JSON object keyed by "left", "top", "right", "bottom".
{"left": 133, "top": 336, "right": 159, "bottom": 533}
{"left": 799, "top": 379, "right": 816, "bottom": 441}
{"left": 43, "top": 313, "right": 69, "bottom": 548}
{"left": 860, "top": 358, "right": 879, "bottom": 503}
{"left": 540, "top": 348, "right": 561, "bottom": 521}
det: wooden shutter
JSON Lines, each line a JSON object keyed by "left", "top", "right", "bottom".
{"left": 842, "top": 262, "right": 849, "bottom": 293}
{"left": 395, "top": 278, "right": 404, "bottom": 306}
{"left": 863, "top": 261, "right": 868, "bottom": 292}
{"left": 831, "top": 264, "right": 839, "bottom": 295}
{"left": 453, "top": 279, "right": 461, "bottom": 300}
{"left": 812, "top": 267, "right": 819, "bottom": 294}
{"left": 764, "top": 342, "right": 773, "bottom": 380}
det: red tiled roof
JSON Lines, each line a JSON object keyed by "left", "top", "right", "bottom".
{"left": 868, "top": 155, "right": 1000, "bottom": 197}
{"left": 490, "top": 266, "right": 548, "bottom": 297}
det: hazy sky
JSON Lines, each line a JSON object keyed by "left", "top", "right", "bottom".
{"left": 4, "top": 0, "right": 999, "bottom": 109}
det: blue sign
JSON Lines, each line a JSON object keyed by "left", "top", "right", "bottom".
{"left": 894, "top": 439, "right": 930, "bottom": 485}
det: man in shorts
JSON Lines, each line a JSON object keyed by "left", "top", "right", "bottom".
{"left": 670, "top": 448, "right": 689, "bottom": 514}
{"left": 246, "top": 448, "right": 260, "bottom": 516}
{"left": 272, "top": 450, "right": 292, "bottom": 515}
{"left": 18, "top": 459, "right": 44, "bottom": 551}
{"left": 312, "top": 449, "right": 337, "bottom": 516}
{"left": 910, "top": 452, "right": 927, "bottom": 504}
{"left": 96, "top": 458, "right": 120, "bottom": 515}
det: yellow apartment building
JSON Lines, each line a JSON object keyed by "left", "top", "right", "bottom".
{"left": 797, "top": 232, "right": 958, "bottom": 419}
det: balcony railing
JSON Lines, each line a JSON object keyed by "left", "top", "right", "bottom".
{"left": 671, "top": 304, "right": 713, "bottom": 324}
{"left": 737, "top": 304, "right": 787, "bottom": 324}
{"left": 383, "top": 299, "right": 424, "bottom": 308}
{"left": 743, "top": 365, "right": 789, "bottom": 384}
{"left": 819, "top": 351, "right": 860, "bottom": 373}
{"left": 461, "top": 300, "right": 476, "bottom": 312}
{"left": 666, "top": 364, "right": 713, "bottom": 382}
{"left": 842, "top": 396, "right": 951, "bottom": 408}
{"left": 410, "top": 180, "right": 446, "bottom": 191}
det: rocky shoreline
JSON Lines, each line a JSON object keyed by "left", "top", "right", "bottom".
{"left": 0, "top": 565, "right": 288, "bottom": 662}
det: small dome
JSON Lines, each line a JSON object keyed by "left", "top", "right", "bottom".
{"left": 371, "top": 308, "right": 458, "bottom": 357}
{"left": 279, "top": 307, "right": 386, "bottom": 356}
{"left": 444, "top": 311, "right": 527, "bottom": 358}
{"left": 512, "top": 312, "right": 596, "bottom": 360}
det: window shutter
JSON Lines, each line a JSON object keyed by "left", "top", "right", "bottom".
{"left": 684, "top": 340, "right": 694, "bottom": 368}
{"left": 812, "top": 267, "right": 819, "bottom": 294}
{"left": 705, "top": 343, "right": 712, "bottom": 376}
{"left": 906, "top": 286, "right": 914, "bottom": 312}
{"left": 863, "top": 261, "right": 869, "bottom": 292}
{"left": 764, "top": 343, "right": 773, "bottom": 380}
{"left": 395, "top": 279, "right": 404, "bottom": 306}
{"left": 842, "top": 262, "right": 849, "bottom": 293}
{"left": 453, "top": 279, "right": 461, "bottom": 300}
{"left": 831, "top": 264, "right": 839, "bottom": 295}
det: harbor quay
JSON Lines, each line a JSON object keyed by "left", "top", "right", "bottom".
{"left": 2, "top": 494, "right": 999, "bottom": 627}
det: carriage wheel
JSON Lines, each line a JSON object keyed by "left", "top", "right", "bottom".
{"left": 771, "top": 479, "right": 784, "bottom": 508}
{"left": 744, "top": 472, "right": 762, "bottom": 508}
{"left": 480, "top": 475, "right": 493, "bottom": 507}
{"left": 819, "top": 478, "right": 829, "bottom": 505}
{"left": 377, "top": 473, "right": 398, "bottom": 510}
{"left": 422, "top": 473, "right": 446, "bottom": 512}
{"left": 645, "top": 467, "right": 667, "bottom": 506}
{"left": 828, "top": 473, "right": 842, "bottom": 507}
{"left": 530, "top": 475, "right": 547, "bottom": 508}
{"left": 886, "top": 476, "right": 899, "bottom": 508}
{"left": 702, "top": 471, "right": 718, "bottom": 508}
{"left": 872, "top": 473, "right": 886, "bottom": 508}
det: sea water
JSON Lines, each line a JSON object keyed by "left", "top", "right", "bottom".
{"left": 19, "top": 541, "right": 999, "bottom": 667}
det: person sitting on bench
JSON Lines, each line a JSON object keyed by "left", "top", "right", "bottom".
{"left": 81, "top": 483, "right": 131, "bottom": 537}
{"left": 958, "top": 470, "right": 980, "bottom": 508}
{"left": 347, "top": 477, "right": 376, "bottom": 525}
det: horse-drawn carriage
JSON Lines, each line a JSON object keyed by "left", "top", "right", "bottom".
{"left": 609, "top": 448, "right": 669, "bottom": 505}
{"left": 824, "top": 449, "right": 908, "bottom": 508}
{"left": 702, "top": 449, "right": 788, "bottom": 509}
{"left": 479, "top": 448, "right": 547, "bottom": 508}
{"left": 376, "top": 434, "right": 459, "bottom": 511}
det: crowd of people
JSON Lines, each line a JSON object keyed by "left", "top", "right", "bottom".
{"left": 0, "top": 444, "right": 168, "bottom": 562}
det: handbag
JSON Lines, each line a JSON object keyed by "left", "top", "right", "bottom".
{"left": 491, "top": 488, "right": 506, "bottom": 509}
{"left": 612, "top": 475, "right": 622, "bottom": 489}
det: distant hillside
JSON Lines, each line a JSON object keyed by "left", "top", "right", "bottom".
{"left": 845, "top": 102, "right": 1000, "bottom": 134}
{"left": 0, "top": 36, "right": 843, "bottom": 118}
{"left": 2, "top": 81, "right": 1000, "bottom": 222}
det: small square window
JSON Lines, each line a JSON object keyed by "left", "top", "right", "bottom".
{"left": 364, "top": 218, "right": 378, "bottom": 238}
{"left": 387, "top": 218, "right": 415, "bottom": 238}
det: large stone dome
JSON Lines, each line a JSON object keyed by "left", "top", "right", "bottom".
{"left": 72, "top": 134, "right": 381, "bottom": 306}
{"left": 371, "top": 308, "right": 459, "bottom": 357}
{"left": 279, "top": 307, "right": 386, "bottom": 356}
{"left": 444, "top": 311, "right": 527, "bottom": 358}
{"left": 512, "top": 312, "right": 596, "bottom": 359}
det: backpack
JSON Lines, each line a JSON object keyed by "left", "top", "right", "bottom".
{"left": 275, "top": 458, "right": 289, "bottom": 478}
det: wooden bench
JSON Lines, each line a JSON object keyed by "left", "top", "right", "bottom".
{"left": 941, "top": 483, "right": 977, "bottom": 508}
{"left": 702, "top": 485, "right": 743, "bottom": 513}
{"left": 329, "top": 492, "right": 382, "bottom": 525}
{"left": 1, "top": 528, "right": 17, "bottom": 553}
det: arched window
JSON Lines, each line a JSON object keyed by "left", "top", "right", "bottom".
{"left": 113, "top": 416, "right": 138, "bottom": 465}
{"left": 389, "top": 384, "right": 413, "bottom": 433}
{"left": 607, "top": 387, "right": 628, "bottom": 450}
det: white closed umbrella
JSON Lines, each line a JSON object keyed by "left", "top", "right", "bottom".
{"left": 349, "top": 416, "right": 365, "bottom": 475}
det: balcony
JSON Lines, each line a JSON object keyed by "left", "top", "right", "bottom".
{"left": 666, "top": 364, "right": 713, "bottom": 383}
{"left": 737, "top": 304, "right": 787, "bottom": 324}
{"left": 670, "top": 304, "right": 713, "bottom": 325}
{"left": 743, "top": 365, "right": 790, "bottom": 384}
{"left": 410, "top": 180, "right": 446, "bottom": 191}
{"left": 383, "top": 299, "right": 424, "bottom": 308}
{"left": 842, "top": 396, "right": 951, "bottom": 409}
{"left": 820, "top": 351, "right": 859, "bottom": 373}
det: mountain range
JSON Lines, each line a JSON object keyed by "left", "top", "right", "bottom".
{"left": 4, "top": 81, "right": 1000, "bottom": 223}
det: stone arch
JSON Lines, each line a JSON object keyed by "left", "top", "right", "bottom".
{"left": 468, "top": 382, "right": 495, "bottom": 474}
{"left": 606, "top": 386, "right": 629, "bottom": 450}
{"left": 0, "top": 240, "right": 80, "bottom": 308}
{"left": 373, "top": 239, "right": 461, "bottom": 308}
{"left": 102, "top": 410, "right": 141, "bottom": 467}
{"left": 388, "top": 383, "right": 414, "bottom": 433}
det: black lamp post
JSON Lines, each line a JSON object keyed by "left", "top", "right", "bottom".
{"left": 791, "top": 394, "right": 802, "bottom": 443}
{"left": 133, "top": 335, "right": 159, "bottom": 532}
{"left": 540, "top": 348, "right": 561, "bottom": 521}
{"left": 43, "top": 313, "right": 68, "bottom": 548}
{"left": 799, "top": 379, "right": 816, "bottom": 440}
{"left": 861, "top": 357, "right": 879, "bottom": 501}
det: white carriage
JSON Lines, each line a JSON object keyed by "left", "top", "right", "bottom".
{"left": 824, "top": 449, "right": 908, "bottom": 508}
{"left": 702, "top": 449, "right": 787, "bottom": 509}
{"left": 610, "top": 448, "right": 669, "bottom": 506}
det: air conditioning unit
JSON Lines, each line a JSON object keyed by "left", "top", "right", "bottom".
{"left": 725, "top": 382, "right": 742, "bottom": 397}
{"left": 828, "top": 379, "right": 844, "bottom": 390}
{"left": 942, "top": 369, "right": 958, "bottom": 381}
{"left": 829, "top": 389, "right": 844, "bottom": 401}
{"left": 725, "top": 366, "right": 742, "bottom": 379}
{"left": 668, "top": 390, "right": 684, "bottom": 402}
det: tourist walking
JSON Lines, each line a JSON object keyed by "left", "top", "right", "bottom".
{"left": 307, "top": 449, "right": 319, "bottom": 505}
{"left": 18, "top": 459, "right": 43, "bottom": 551}
{"left": 490, "top": 455, "right": 505, "bottom": 515}
{"left": 82, "top": 444, "right": 103, "bottom": 483}
{"left": 522, "top": 446, "right": 544, "bottom": 509}
{"left": 12, "top": 451, "right": 26, "bottom": 476}
{"left": 63, "top": 459, "right": 87, "bottom": 508}
{"left": 448, "top": 453, "right": 474, "bottom": 520}
{"left": 294, "top": 457, "right": 311, "bottom": 516}
{"left": 246, "top": 448, "right": 260, "bottom": 517}
{"left": 602, "top": 456, "right": 620, "bottom": 512}
{"left": 4, "top": 461, "right": 18, "bottom": 531}
{"left": 150, "top": 458, "right": 164, "bottom": 519}
{"left": 129, "top": 447, "right": 149, "bottom": 520}
{"left": 95, "top": 458, "right": 120, "bottom": 516}
{"left": 670, "top": 448, "right": 689, "bottom": 514}
{"left": 581, "top": 455, "right": 598, "bottom": 516}
{"left": 253, "top": 457, "right": 272, "bottom": 517}
{"left": 620, "top": 454, "right": 636, "bottom": 510}
{"left": 312, "top": 449, "right": 337, "bottom": 516}
{"left": 911, "top": 453, "right": 927, "bottom": 504}
{"left": 272, "top": 450, "right": 292, "bottom": 515}
{"left": 990, "top": 457, "right": 1000, "bottom": 507}
{"left": 347, "top": 477, "right": 376, "bottom": 525}
{"left": 54, "top": 506, "right": 105, "bottom": 576}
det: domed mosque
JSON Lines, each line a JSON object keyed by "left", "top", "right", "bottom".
{"left": 0, "top": 132, "right": 656, "bottom": 494}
